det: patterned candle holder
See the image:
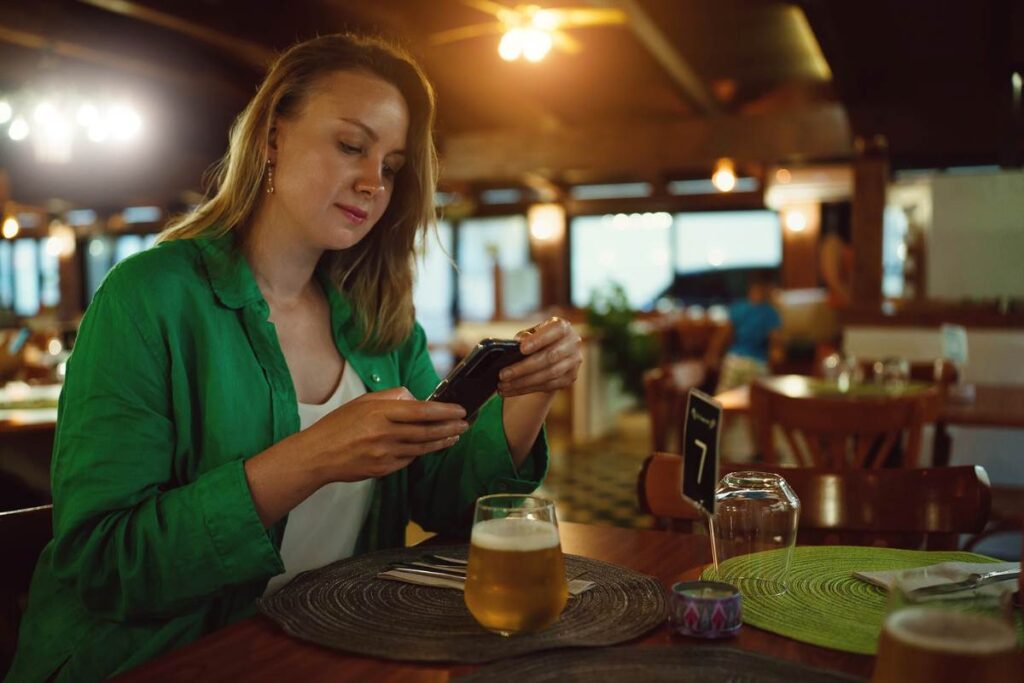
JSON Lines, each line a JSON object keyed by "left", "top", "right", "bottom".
{"left": 669, "top": 580, "right": 742, "bottom": 638}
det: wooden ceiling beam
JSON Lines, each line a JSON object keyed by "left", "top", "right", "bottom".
{"left": 441, "top": 103, "right": 851, "bottom": 182}
{"left": 77, "top": 0, "right": 273, "bottom": 70}
{"left": 587, "top": 0, "right": 720, "bottom": 115}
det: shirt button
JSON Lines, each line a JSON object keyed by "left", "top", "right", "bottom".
{"left": 370, "top": 373, "right": 381, "bottom": 383}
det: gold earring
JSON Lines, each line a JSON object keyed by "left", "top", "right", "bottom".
{"left": 265, "top": 159, "right": 274, "bottom": 194}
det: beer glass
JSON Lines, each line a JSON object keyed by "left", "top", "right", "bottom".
{"left": 464, "top": 494, "right": 568, "bottom": 636}
{"left": 872, "top": 571, "right": 1022, "bottom": 683}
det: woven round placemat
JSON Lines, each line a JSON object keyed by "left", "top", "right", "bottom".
{"left": 699, "top": 546, "right": 1007, "bottom": 654}
{"left": 455, "top": 645, "right": 865, "bottom": 682}
{"left": 258, "top": 545, "right": 667, "bottom": 663}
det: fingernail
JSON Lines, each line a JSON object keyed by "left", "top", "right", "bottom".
{"left": 449, "top": 435, "right": 460, "bottom": 444}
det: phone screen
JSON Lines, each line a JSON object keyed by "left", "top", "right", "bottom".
{"left": 429, "top": 339, "right": 524, "bottom": 419}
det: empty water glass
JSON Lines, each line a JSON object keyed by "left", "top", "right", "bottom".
{"left": 710, "top": 471, "right": 800, "bottom": 598}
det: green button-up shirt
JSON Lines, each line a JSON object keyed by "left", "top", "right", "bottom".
{"left": 7, "top": 234, "right": 547, "bottom": 683}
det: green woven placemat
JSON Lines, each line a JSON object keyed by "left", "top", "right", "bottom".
{"left": 699, "top": 546, "right": 1019, "bottom": 655}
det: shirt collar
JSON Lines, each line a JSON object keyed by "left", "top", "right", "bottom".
{"left": 195, "top": 231, "right": 355, "bottom": 331}
{"left": 195, "top": 231, "right": 263, "bottom": 310}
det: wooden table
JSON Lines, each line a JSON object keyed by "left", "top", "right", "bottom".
{"left": 115, "top": 522, "right": 873, "bottom": 681}
{"left": 714, "top": 378, "right": 1024, "bottom": 467}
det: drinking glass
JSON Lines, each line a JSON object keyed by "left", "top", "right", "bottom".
{"left": 872, "top": 356, "right": 910, "bottom": 394}
{"left": 710, "top": 471, "right": 800, "bottom": 598}
{"left": 464, "top": 494, "right": 568, "bottom": 636}
{"left": 872, "top": 571, "right": 1022, "bottom": 683}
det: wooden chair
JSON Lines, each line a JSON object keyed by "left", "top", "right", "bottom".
{"left": 638, "top": 453, "right": 991, "bottom": 550}
{"left": 749, "top": 380, "right": 941, "bottom": 468}
{"left": 0, "top": 504, "right": 52, "bottom": 675}
{"left": 642, "top": 361, "right": 706, "bottom": 453}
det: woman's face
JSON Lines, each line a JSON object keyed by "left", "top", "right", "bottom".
{"left": 268, "top": 70, "right": 410, "bottom": 251}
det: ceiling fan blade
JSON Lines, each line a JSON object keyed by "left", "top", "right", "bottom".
{"left": 460, "top": 0, "right": 514, "bottom": 20}
{"left": 543, "top": 7, "right": 627, "bottom": 28}
{"left": 428, "top": 21, "right": 506, "bottom": 46}
{"left": 551, "top": 30, "right": 583, "bottom": 54}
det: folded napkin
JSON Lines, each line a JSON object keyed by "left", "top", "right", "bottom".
{"left": 853, "top": 561, "right": 1019, "bottom": 599}
{"left": 377, "top": 569, "right": 596, "bottom": 597}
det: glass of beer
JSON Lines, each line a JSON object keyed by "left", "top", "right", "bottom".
{"left": 463, "top": 494, "right": 568, "bottom": 636}
{"left": 872, "top": 571, "right": 1023, "bottom": 683}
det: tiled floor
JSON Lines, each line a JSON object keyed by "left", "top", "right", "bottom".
{"left": 537, "top": 410, "right": 657, "bottom": 530}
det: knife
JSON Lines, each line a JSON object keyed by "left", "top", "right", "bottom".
{"left": 907, "top": 568, "right": 1019, "bottom": 599}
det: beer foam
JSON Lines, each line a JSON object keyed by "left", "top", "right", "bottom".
{"left": 472, "top": 517, "right": 560, "bottom": 552}
{"left": 884, "top": 606, "right": 1017, "bottom": 655}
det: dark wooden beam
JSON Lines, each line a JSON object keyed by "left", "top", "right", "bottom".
{"left": 77, "top": 0, "right": 273, "bottom": 69}
{"left": 588, "top": 0, "right": 720, "bottom": 115}
{"left": 0, "top": 21, "right": 251, "bottom": 100}
{"left": 441, "top": 104, "right": 852, "bottom": 182}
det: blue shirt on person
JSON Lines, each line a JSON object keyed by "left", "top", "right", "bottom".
{"left": 727, "top": 301, "right": 781, "bottom": 362}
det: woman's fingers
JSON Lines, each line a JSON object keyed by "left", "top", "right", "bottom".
{"left": 390, "top": 419, "right": 469, "bottom": 444}
{"left": 498, "top": 356, "right": 580, "bottom": 396}
{"left": 378, "top": 396, "right": 467, "bottom": 423}
{"left": 391, "top": 434, "right": 463, "bottom": 458}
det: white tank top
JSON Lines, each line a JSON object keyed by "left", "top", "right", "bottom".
{"left": 263, "top": 361, "right": 374, "bottom": 596}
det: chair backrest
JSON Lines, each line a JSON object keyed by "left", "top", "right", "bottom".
{"left": 638, "top": 453, "right": 991, "bottom": 549}
{"left": 749, "top": 380, "right": 940, "bottom": 468}
{"left": 0, "top": 504, "right": 52, "bottom": 674}
{"left": 643, "top": 361, "right": 706, "bottom": 453}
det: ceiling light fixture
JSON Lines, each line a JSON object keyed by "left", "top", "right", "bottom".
{"left": 711, "top": 158, "right": 737, "bottom": 193}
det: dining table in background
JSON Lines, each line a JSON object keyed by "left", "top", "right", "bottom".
{"left": 113, "top": 522, "right": 874, "bottom": 682}
{"left": 715, "top": 377, "right": 1024, "bottom": 467}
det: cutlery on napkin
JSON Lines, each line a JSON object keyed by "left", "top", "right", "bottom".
{"left": 853, "top": 561, "right": 1019, "bottom": 600}
{"left": 377, "top": 559, "right": 596, "bottom": 596}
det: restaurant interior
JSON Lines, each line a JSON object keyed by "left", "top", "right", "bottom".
{"left": 0, "top": 0, "right": 1022, "bottom": 680}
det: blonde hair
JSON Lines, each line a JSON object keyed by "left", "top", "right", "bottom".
{"left": 160, "top": 33, "right": 438, "bottom": 352}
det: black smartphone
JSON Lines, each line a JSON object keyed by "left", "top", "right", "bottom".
{"left": 429, "top": 339, "right": 524, "bottom": 419}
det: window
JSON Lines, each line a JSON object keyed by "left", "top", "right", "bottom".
{"left": 456, "top": 216, "right": 534, "bottom": 321}
{"left": 85, "top": 237, "right": 114, "bottom": 302}
{"left": 882, "top": 206, "right": 907, "bottom": 298}
{"left": 0, "top": 241, "right": 13, "bottom": 309}
{"left": 84, "top": 234, "right": 159, "bottom": 303}
{"left": 13, "top": 240, "right": 40, "bottom": 316}
{"left": 570, "top": 213, "right": 673, "bottom": 309}
{"left": 673, "top": 211, "right": 781, "bottom": 274}
{"left": 412, "top": 221, "right": 455, "bottom": 343}
{"left": 39, "top": 240, "right": 60, "bottom": 308}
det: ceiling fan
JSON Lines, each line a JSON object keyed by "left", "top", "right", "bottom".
{"left": 428, "top": 1, "right": 627, "bottom": 62}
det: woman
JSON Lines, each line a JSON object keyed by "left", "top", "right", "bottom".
{"left": 8, "top": 33, "right": 581, "bottom": 682}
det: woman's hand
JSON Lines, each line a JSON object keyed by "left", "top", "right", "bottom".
{"left": 245, "top": 387, "right": 466, "bottom": 528}
{"left": 497, "top": 317, "right": 583, "bottom": 398}
{"left": 301, "top": 388, "right": 468, "bottom": 482}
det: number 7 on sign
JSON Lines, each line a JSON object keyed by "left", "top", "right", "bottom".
{"left": 695, "top": 439, "right": 707, "bottom": 484}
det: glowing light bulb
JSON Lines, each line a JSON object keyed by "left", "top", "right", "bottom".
{"left": 77, "top": 103, "right": 99, "bottom": 127}
{"left": 711, "top": 159, "right": 736, "bottom": 193}
{"left": 110, "top": 104, "right": 142, "bottom": 140}
{"left": 521, "top": 29, "right": 553, "bottom": 62}
{"left": 2, "top": 217, "right": 20, "bottom": 239}
{"left": 499, "top": 29, "right": 525, "bottom": 61}
{"left": 785, "top": 210, "right": 807, "bottom": 232}
{"left": 8, "top": 117, "right": 29, "bottom": 141}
